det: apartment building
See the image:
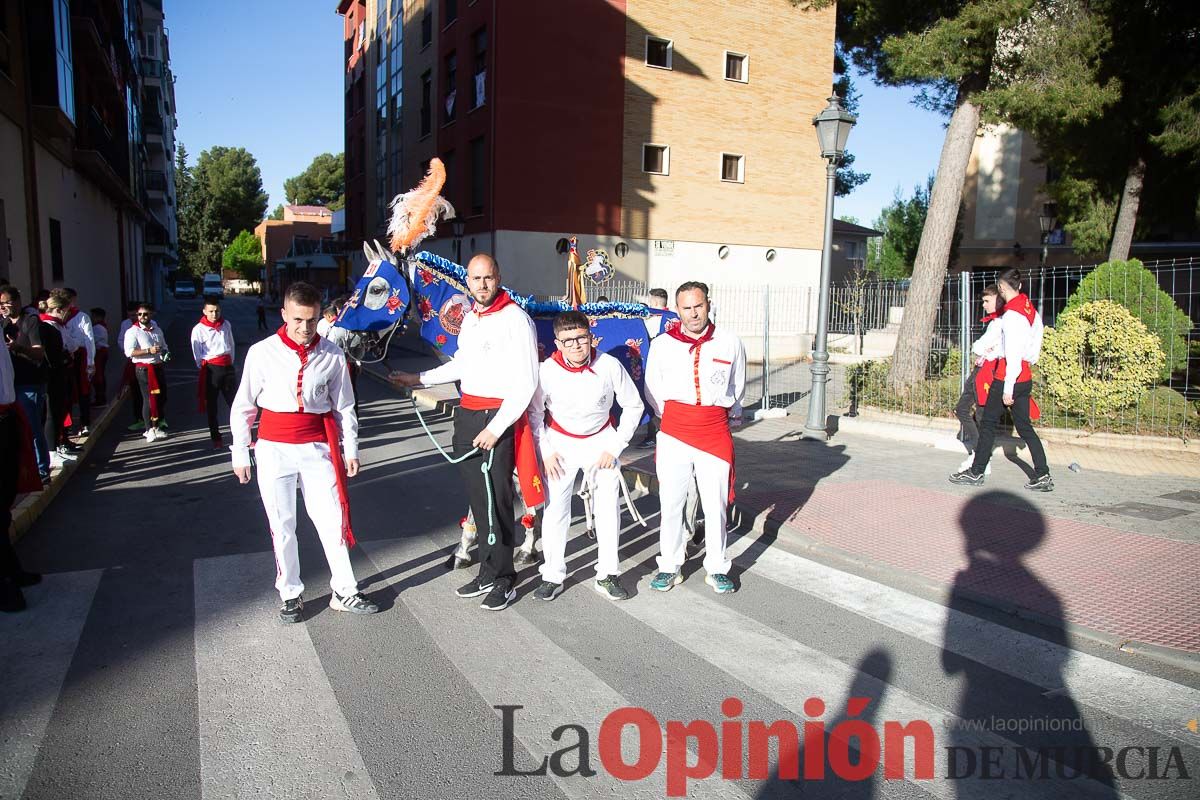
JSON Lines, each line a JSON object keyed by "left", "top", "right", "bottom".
{"left": 338, "top": 0, "right": 836, "bottom": 295}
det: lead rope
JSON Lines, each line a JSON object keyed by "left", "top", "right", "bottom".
{"left": 411, "top": 396, "right": 498, "bottom": 546}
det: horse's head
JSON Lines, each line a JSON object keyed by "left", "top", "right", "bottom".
{"left": 336, "top": 240, "right": 412, "bottom": 333}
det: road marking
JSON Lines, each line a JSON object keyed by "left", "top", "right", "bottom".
{"left": 0, "top": 569, "right": 103, "bottom": 799}
{"left": 360, "top": 536, "right": 753, "bottom": 800}
{"left": 726, "top": 530, "right": 1200, "bottom": 745}
{"left": 193, "top": 552, "right": 380, "bottom": 800}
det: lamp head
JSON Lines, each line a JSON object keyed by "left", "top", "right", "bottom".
{"left": 812, "top": 94, "right": 857, "bottom": 162}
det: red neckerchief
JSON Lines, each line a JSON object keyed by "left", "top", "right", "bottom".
{"left": 666, "top": 322, "right": 716, "bottom": 353}
{"left": 65, "top": 305, "right": 80, "bottom": 323}
{"left": 980, "top": 312, "right": 999, "bottom": 324}
{"left": 198, "top": 315, "right": 224, "bottom": 330}
{"left": 473, "top": 289, "right": 515, "bottom": 317}
{"left": 38, "top": 313, "right": 61, "bottom": 325}
{"left": 276, "top": 324, "right": 319, "bottom": 355}
{"left": 1003, "top": 293, "right": 1036, "bottom": 324}
{"left": 135, "top": 320, "right": 154, "bottom": 331}
{"left": 551, "top": 350, "right": 596, "bottom": 374}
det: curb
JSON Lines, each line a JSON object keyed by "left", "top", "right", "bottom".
{"left": 619, "top": 459, "right": 1200, "bottom": 675}
{"left": 8, "top": 384, "right": 129, "bottom": 544}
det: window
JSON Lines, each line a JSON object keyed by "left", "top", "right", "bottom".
{"left": 143, "top": 32, "right": 157, "bottom": 59}
{"left": 53, "top": 0, "right": 74, "bottom": 121}
{"left": 441, "top": 150, "right": 456, "bottom": 208}
{"left": 471, "top": 28, "right": 487, "bottom": 109}
{"left": 469, "top": 136, "right": 485, "bottom": 214}
{"left": 645, "top": 37, "right": 672, "bottom": 70}
{"left": 49, "top": 218, "right": 64, "bottom": 281}
{"left": 721, "top": 153, "right": 744, "bottom": 183}
{"left": 724, "top": 51, "right": 747, "bottom": 82}
{"left": 443, "top": 52, "right": 457, "bottom": 124}
{"left": 420, "top": 70, "right": 432, "bottom": 137}
{"left": 642, "top": 144, "right": 669, "bottom": 175}
{"left": 421, "top": 11, "right": 432, "bottom": 48}
{"left": 444, "top": 0, "right": 458, "bottom": 27}
{"left": 357, "top": 21, "right": 366, "bottom": 49}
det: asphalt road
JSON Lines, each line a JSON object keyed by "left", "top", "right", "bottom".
{"left": 2, "top": 295, "right": 1197, "bottom": 800}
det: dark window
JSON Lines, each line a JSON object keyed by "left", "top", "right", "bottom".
{"left": 470, "top": 136, "right": 485, "bottom": 214}
{"left": 441, "top": 150, "right": 456, "bottom": 208}
{"left": 444, "top": 0, "right": 457, "bottom": 26}
{"left": 420, "top": 71, "right": 432, "bottom": 137}
{"left": 725, "top": 52, "right": 746, "bottom": 82}
{"left": 646, "top": 37, "right": 671, "bottom": 69}
{"left": 49, "top": 218, "right": 64, "bottom": 281}
{"left": 53, "top": 0, "right": 75, "bottom": 121}
{"left": 421, "top": 11, "right": 432, "bottom": 47}
{"left": 642, "top": 145, "right": 668, "bottom": 175}
{"left": 471, "top": 28, "right": 487, "bottom": 109}
{"left": 443, "top": 52, "right": 457, "bottom": 124}
{"left": 721, "top": 153, "right": 743, "bottom": 182}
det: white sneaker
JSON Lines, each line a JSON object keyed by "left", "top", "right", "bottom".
{"left": 49, "top": 452, "right": 65, "bottom": 469}
{"left": 153, "top": 428, "right": 168, "bottom": 441}
{"left": 958, "top": 455, "right": 975, "bottom": 471}
{"left": 143, "top": 429, "right": 157, "bottom": 443}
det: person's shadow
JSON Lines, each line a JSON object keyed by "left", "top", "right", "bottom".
{"left": 942, "top": 492, "right": 1117, "bottom": 794}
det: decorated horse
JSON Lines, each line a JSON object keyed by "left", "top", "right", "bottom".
{"left": 335, "top": 159, "right": 674, "bottom": 568}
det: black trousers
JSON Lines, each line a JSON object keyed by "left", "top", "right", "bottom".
{"left": 129, "top": 367, "right": 143, "bottom": 423}
{"left": 971, "top": 380, "right": 1048, "bottom": 476}
{"left": 453, "top": 407, "right": 517, "bottom": 584}
{"left": 0, "top": 412, "right": 27, "bottom": 578}
{"left": 203, "top": 364, "right": 238, "bottom": 439}
{"left": 135, "top": 364, "right": 167, "bottom": 427}
{"left": 73, "top": 352, "right": 91, "bottom": 428}
{"left": 955, "top": 366, "right": 981, "bottom": 453}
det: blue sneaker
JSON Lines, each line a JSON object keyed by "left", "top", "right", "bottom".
{"left": 705, "top": 573, "right": 736, "bottom": 594}
{"left": 650, "top": 571, "right": 682, "bottom": 592}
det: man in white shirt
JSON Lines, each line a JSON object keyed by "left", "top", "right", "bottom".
{"left": 390, "top": 254, "right": 541, "bottom": 611}
{"left": 528, "top": 310, "right": 644, "bottom": 601}
{"left": 230, "top": 281, "right": 378, "bottom": 623}
{"left": 191, "top": 297, "right": 237, "bottom": 448}
{"left": 950, "top": 268, "right": 1052, "bottom": 491}
{"left": 123, "top": 303, "right": 170, "bottom": 442}
{"left": 645, "top": 281, "right": 747, "bottom": 594}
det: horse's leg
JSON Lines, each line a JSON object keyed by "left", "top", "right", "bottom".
{"left": 445, "top": 508, "right": 478, "bottom": 569}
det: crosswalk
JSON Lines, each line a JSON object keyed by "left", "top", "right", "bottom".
{"left": 2, "top": 523, "right": 1197, "bottom": 800}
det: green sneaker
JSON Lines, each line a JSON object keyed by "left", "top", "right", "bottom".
{"left": 705, "top": 573, "right": 737, "bottom": 594}
{"left": 649, "top": 571, "right": 682, "bottom": 592}
{"left": 594, "top": 577, "right": 629, "bottom": 601}
{"left": 127, "top": 420, "right": 145, "bottom": 432}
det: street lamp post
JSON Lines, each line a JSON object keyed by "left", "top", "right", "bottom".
{"left": 803, "top": 94, "right": 857, "bottom": 440}
{"left": 451, "top": 216, "right": 466, "bottom": 264}
{"left": 1037, "top": 202, "right": 1057, "bottom": 318}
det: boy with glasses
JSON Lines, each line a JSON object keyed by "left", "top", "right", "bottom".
{"left": 527, "top": 311, "right": 643, "bottom": 601}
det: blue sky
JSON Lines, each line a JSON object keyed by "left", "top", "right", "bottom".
{"left": 167, "top": 1, "right": 946, "bottom": 226}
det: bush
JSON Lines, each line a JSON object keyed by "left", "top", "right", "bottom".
{"left": 1039, "top": 300, "right": 1165, "bottom": 416}
{"left": 1065, "top": 259, "right": 1192, "bottom": 380}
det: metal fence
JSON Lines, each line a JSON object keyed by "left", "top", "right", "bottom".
{"left": 841, "top": 257, "right": 1200, "bottom": 439}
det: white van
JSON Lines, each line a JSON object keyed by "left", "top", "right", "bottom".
{"left": 202, "top": 274, "right": 224, "bottom": 298}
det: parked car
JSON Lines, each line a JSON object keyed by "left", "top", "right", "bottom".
{"left": 174, "top": 280, "right": 196, "bottom": 299}
{"left": 202, "top": 274, "right": 225, "bottom": 298}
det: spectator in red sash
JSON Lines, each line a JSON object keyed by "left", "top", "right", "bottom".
{"left": 950, "top": 268, "right": 1052, "bottom": 491}
{"left": 953, "top": 284, "right": 1005, "bottom": 474}
{"left": 123, "top": 302, "right": 169, "bottom": 442}
{"left": 191, "top": 296, "right": 237, "bottom": 448}
{"left": 644, "top": 281, "right": 747, "bottom": 594}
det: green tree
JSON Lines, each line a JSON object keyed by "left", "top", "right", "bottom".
{"left": 865, "top": 175, "right": 961, "bottom": 280}
{"left": 193, "top": 146, "right": 269, "bottom": 240}
{"left": 222, "top": 230, "right": 265, "bottom": 283}
{"left": 175, "top": 143, "right": 227, "bottom": 276}
{"left": 284, "top": 152, "right": 345, "bottom": 210}
{"left": 268, "top": 203, "right": 285, "bottom": 220}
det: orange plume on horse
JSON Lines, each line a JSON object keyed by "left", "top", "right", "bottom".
{"left": 388, "top": 157, "right": 455, "bottom": 253}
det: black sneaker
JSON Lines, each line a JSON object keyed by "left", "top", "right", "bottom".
{"left": 329, "top": 591, "right": 380, "bottom": 614}
{"left": 594, "top": 577, "right": 629, "bottom": 601}
{"left": 948, "top": 469, "right": 985, "bottom": 486}
{"left": 456, "top": 576, "right": 494, "bottom": 598}
{"left": 637, "top": 438, "right": 656, "bottom": 450}
{"left": 480, "top": 579, "right": 516, "bottom": 611}
{"left": 279, "top": 597, "right": 304, "bottom": 623}
{"left": 1024, "top": 473, "right": 1055, "bottom": 492}
{"left": 533, "top": 581, "right": 562, "bottom": 601}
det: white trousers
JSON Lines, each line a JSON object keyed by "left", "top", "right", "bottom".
{"left": 655, "top": 432, "right": 732, "bottom": 575}
{"left": 255, "top": 439, "right": 358, "bottom": 601}
{"left": 539, "top": 429, "right": 622, "bottom": 585}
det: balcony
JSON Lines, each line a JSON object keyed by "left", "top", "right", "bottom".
{"left": 75, "top": 107, "right": 132, "bottom": 202}
{"left": 146, "top": 169, "right": 168, "bottom": 197}
{"left": 141, "top": 57, "right": 163, "bottom": 87}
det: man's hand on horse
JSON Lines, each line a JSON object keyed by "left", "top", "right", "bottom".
{"left": 544, "top": 451, "right": 565, "bottom": 481}
{"left": 388, "top": 370, "right": 420, "bottom": 387}
{"left": 473, "top": 429, "right": 500, "bottom": 451}
{"left": 594, "top": 451, "right": 618, "bottom": 471}
{"left": 233, "top": 466, "right": 252, "bottom": 484}
{"left": 346, "top": 458, "right": 360, "bottom": 477}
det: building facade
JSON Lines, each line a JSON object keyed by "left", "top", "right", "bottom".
{"left": 139, "top": 0, "right": 179, "bottom": 294}
{"left": 254, "top": 205, "right": 334, "bottom": 297}
{"left": 338, "top": 0, "right": 836, "bottom": 296}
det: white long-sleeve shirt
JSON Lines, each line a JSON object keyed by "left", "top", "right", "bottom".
{"left": 93, "top": 323, "right": 109, "bottom": 350}
{"left": 644, "top": 325, "right": 746, "bottom": 416}
{"left": 529, "top": 352, "right": 644, "bottom": 461}
{"left": 123, "top": 323, "right": 169, "bottom": 364}
{"left": 66, "top": 309, "right": 95, "bottom": 366}
{"left": 1001, "top": 308, "right": 1044, "bottom": 395}
{"left": 229, "top": 335, "right": 358, "bottom": 469}
{"left": 191, "top": 319, "right": 235, "bottom": 366}
{"left": 971, "top": 318, "right": 1003, "bottom": 360}
{"left": 419, "top": 297, "right": 539, "bottom": 438}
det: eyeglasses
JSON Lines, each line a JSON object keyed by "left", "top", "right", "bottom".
{"left": 556, "top": 335, "right": 591, "bottom": 347}
{"left": 137, "top": 312, "right": 152, "bottom": 317}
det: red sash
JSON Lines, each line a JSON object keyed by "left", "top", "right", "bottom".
{"left": 2, "top": 403, "right": 43, "bottom": 493}
{"left": 197, "top": 354, "right": 234, "bottom": 412}
{"left": 661, "top": 400, "right": 736, "bottom": 501}
{"left": 136, "top": 363, "right": 163, "bottom": 419}
{"left": 461, "top": 393, "right": 546, "bottom": 509}
{"left": 548, "top": 415, "right": 613, "bottom": 439}
{"left": 258, "top": 409, "right": 356, "bottom": 548}
{"left": 974, "top": 361, "right": 1040, "bottom": 420}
